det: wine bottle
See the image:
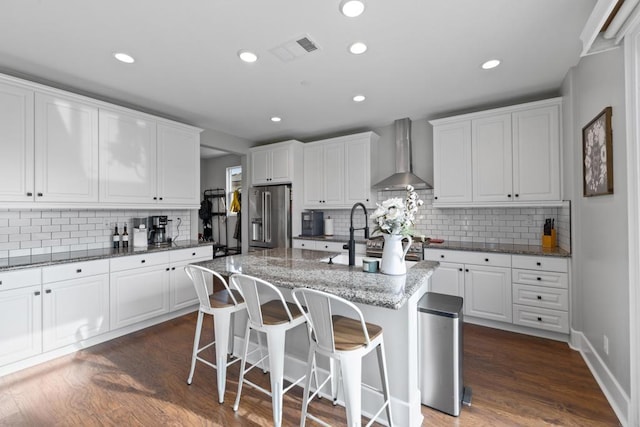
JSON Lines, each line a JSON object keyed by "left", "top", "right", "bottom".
{"left": 113, "top": 225, "right": 120, "bottom": 249}
{"left": 122, "top": 224, "right": 129, "bottom": 248}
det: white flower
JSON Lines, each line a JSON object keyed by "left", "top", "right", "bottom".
{"left": 369, "top": 186, "right": 424, "bottom": 237}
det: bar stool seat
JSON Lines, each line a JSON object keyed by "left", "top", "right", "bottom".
{"left": 230, "top": 273, "right": 309, "bottom": 427}
{"left": 184, "top": 265, "right": 246, "bottom": 404}
{"left": 292, "top": 288, "right": 394, "bottom": 427}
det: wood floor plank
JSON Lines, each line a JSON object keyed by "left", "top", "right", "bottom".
{"left": 0, "top": 313, "right": 620, "bottom": 426}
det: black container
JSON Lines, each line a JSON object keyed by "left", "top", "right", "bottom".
{"left": 301, "top": 211, "right": 324, "bottom": 236}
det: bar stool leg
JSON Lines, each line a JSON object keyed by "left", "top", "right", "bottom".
{"left": 330, "top": 358, "right": 339, "bottom": 405}
{"left": 377, "top": 340, "right": 394, "bottom": 427}
{"left": 340, "top": 353, "right": 363, "bottom": 427}
{"left": 300, "top": 346, "right": 316, "bottom": 427}
{"left": 266, "top": 329, "right": 287, "bottom": 427}
{"left": 233, "top": 323, "right": 252, "bottom": 412}
{"left": 213, "top": 311, "right": 232, "bottom": 403}
{"left": 187, "top": 310, "right": 205, "bottom": 385}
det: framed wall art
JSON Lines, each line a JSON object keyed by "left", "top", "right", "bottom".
{"left": 582, "top": 106, "right": 613, "bottom": 197}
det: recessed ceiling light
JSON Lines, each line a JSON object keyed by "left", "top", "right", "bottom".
{"left": 238, "top": 50, "right": 258, "bottom": 63}
{"left": 481, "top": 59, "right": 501, "bottom": 70}
{"left": 340, "top": 0, "right": 365, "bottom": 17}
{"left": 113, "top": 52, "right": 135, "bottom": 64}
{"left": 271, "top": 116, "right": 282, "bottom": 122}
{"left": 353, "top": 95, "right": 366, "bottom": 102}
{"left": 349, "top": 42, "right": 367, "bottom": 55}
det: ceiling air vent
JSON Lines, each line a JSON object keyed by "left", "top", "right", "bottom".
{"left": 270, "top": 34, "right": 320, "bottom": 62}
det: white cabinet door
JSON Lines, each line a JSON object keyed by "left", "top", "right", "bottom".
{"left": 432, "top": 121, "right": 472, "bottom": 204}
{"left": 0, "top": 285, "right": 42, "bottom": 366}
{"left": 251, "top": 148, "right": 271, "bottom": 185}
{"left": 269, "top": 144, "right": 293, "bottom": 183}
{"left": 429, "top": 262, "right": 464, "bottom": 297}
{"left": 512, "top": 105, "right": 560, "bottom": 202}
{"left": 99, "top": 109, "right": 157, "bottom": 204}
{"left": 34, "top": 93, "right": 99, "bottom": 203}
{"left": 344, "top": 137, "right": 372, "bottom": 205}
{"left": 42, "top": 273, "right": 110, "bottom": 352}
{"left": 472, "top": 114, "right": 512, "bottom": 203}
{"left": 157, "top": 123, "right": 200, "bottom": 205}
{"left": 303, "top": 144, "right": 325, "bottom": 206}
{"left": 110, "top": 265, "right": 170, "bottom": 330}
{"left": 251, "top": 143, "right": 294, "bottom": 185}
{"left": 169, "top": 246, "right": 213, "bottom": 311}
{"left": 464, "top": 265, "right": 512, "bottom": 322}
{"left": 323, "top": 142, "right": 344, "bottom": 206}
{"left": 0, "top": 82, "right": 34, "bottom": 202}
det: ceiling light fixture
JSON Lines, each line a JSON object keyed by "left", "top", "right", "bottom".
{"left": 113, "top": 52, "right": 135, "bottom": 64}
{"left": 481, "top": 59, "right": 501, "bottom": 70}
{"left": 271, "top": 116, "right": 282, "bottom": 122}
{"left": 349, "top": 42, "right": 367, "bottom": 55}
{"left": 238, "top": 50, "right": 258, "bottom": 63}
{"left": 353, "top": 95, "right": 366, "bottom": 102}
{"left": 340, "top": 0, "right": 365, "bottom": 17}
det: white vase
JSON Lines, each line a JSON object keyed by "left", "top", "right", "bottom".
{"left": 380, "top": 234, "right": 412, "bottom": 275}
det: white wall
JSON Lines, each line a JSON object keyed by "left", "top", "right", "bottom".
{"left": 562, "top": 47, "right": 630, "bottom": 399}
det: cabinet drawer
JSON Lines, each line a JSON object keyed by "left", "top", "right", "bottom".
{"left": 512, "top": 268, "right": 568, "bottom": 289}
{"left": 424, "top": 249, "right": 510, "bottom": 267}
{"left": 0, "top": 268, "right": 41, "bottom": 291}
{"left": 169, "top": 246, "right": 213, "bottom": 263}
{"left": 513, "top": 283, "right": 568, "bottom": 310}
{"left": 293, "top": 239, "right": 317, "bottom": 250}
{"left": 513, "top": 304, "right": 569, "bottom": 333}
{"left": 512, "top": 255, "right": 568, "bottom": 273}
{"left": 314, "top": 241, "right": 345, "bottom": 252}
{"left": 43, "top": 259, "right": 109, "bottom": 283}
{"left": 110, "top": 252, "right": 170, "bottom": 272}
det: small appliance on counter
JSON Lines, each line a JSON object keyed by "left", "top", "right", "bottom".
{"left": 148, "top": 215, "right": 170, "bottom": 246}
{"left": 301, "top": 211, "right": 324, "bottom": 236}
{"left": 132, "top": 217, "right": 149, "bottom": 248}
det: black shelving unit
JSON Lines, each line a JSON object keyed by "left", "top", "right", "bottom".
{"left": 200, "top": 189, "right": 241, "bottom": 257}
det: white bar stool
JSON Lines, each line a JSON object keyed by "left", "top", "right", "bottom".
{"left": 292, "top": 288, "right": 394, "bottom": 427}
{"left": 184, "top": 265, "right": 247, "bottom": 404}
{"left": 230, "top": 273, "right": 308, "bottom": 427}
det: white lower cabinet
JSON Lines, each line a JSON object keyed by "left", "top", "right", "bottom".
{"left": 428, "top": 262, "right": 464, "bottom": 297}
{"left": 110, "top": 252, "right": 171, "bottom": 330}
{"left": 169, "top": 246, "right": 214, "bottom": 311}
{"left": 42, "top": 260, "right": 110, "bottom": 352}
{"left": 0, "top": 268, "right": 42, "bottom": 366}
{"left": 464, "top": 264, "right": 512, "bottom": 323}
{"left": 293, "top": 239, "right": 365, "bottom": 254}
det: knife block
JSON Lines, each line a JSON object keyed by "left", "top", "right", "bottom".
{"left": 542, "top": 229, "right": 557, "bottom": 248}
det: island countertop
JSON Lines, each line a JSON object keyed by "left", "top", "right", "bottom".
{"left": 193, "top": 248, "right": 438, "bottom": 310}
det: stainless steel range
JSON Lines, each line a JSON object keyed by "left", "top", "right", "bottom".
{"left": 365, "top": 235, "right": 424, "bottom": 262}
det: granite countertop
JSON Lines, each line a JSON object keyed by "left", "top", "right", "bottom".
{"left": 425, "top": 241, "right": 571, "bottom": 257}
{"left": 293, "top": 234, "right": 368, "bottom": 244}
{"left": 194, "top": 247, "right": 437, "bottom": 310}
{"left": 0, "top": 240, "right": 213, "bottom": 272}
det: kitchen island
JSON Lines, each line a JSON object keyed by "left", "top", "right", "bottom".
{"left": 194, "top": 248, "right": 437, "bottom": 427}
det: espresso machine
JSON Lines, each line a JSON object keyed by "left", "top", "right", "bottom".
{"left": 148, "top": 215, "right": 169, "bottom": 246}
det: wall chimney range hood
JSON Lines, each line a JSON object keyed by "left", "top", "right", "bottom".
{"left": 374, "top": 118, "right": 432, "bottom": 190}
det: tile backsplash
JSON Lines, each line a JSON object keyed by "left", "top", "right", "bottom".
{"left": 0, "top": 209, "right": 191, "bottom": 258}
{"left": 313, "top": 189, "right": 571, "bottom": 251}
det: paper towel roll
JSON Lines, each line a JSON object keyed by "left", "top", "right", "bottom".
{"left": 324, "top": 218, "right": 334, "bottom": 236}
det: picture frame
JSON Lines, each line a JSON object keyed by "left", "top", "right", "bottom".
{"left": 582, "top": 106, "right": 613, "bottom": 197}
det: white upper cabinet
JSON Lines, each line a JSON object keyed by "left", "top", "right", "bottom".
{"left": 432, "top": 121, "right": 472, "bottom": 204}
{"left": 251, "top": 141, "right": 300, "bottom": 186}
{"left": 99, "top": 109, "right": 201, "bottom": 207}
{"left": 302, "top": 131, "right": 378, "bottom": 209}
{"left": 0, "top": 82, "right": 34, "bottom": 202}
{"left": 35, "top": 93, "right": 99, "bottom": 203}
{"left": 431, "top": 98, "right": 562, "bottom": 207}
{"left": 99, "top": 109, "right": 157, "bottom": 204}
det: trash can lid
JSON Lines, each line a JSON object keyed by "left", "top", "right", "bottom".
{"left": 417, "top": 292, "right": 463, "bottom": 318}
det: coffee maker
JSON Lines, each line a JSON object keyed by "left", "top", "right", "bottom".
{"left": 148, "top": 215, "right": 169, "bottom": 246}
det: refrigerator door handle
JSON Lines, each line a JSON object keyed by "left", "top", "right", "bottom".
{"left": 264, "top": 191, "right": 271, "bottom": 243}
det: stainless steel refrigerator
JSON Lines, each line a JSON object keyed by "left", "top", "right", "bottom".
{"left": 249, "top": 185, "right": 292, "bottom": 249}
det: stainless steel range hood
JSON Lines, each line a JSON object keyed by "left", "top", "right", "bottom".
{"left": 374, "top": 118, "right": 432, "bottom": 190}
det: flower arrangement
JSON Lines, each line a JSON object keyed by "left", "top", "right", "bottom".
{"left": 370, "top": 185, "right": 424, "bottom": 237}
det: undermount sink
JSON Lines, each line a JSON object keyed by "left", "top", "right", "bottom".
{"left": 321, "top": 253, "right": 417, "bottom": 268}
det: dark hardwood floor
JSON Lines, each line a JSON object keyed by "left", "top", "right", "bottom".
{"left": 0, "top": 313, "right": 620, "bottom": 426}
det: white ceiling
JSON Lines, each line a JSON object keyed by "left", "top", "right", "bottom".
{"left": 0, "top": 0, "right": 595, "bottom": 145}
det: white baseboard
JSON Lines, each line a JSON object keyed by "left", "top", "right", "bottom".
{"left": 571, "top": 328, "right": 629, "bottom": 426}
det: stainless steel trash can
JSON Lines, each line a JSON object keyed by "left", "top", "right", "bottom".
{"left": 418, "top": 292, "right": 471, "bottom": 416}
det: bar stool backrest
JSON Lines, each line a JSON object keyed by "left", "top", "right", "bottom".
{"left": 230, "top": 273, "right": 295, "bottom": 328}
{"left": 292, "top": 288, "right": 371, "bottom": 353}
{"left": 184, "top": 264, "right": 241, "bottom": 310}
